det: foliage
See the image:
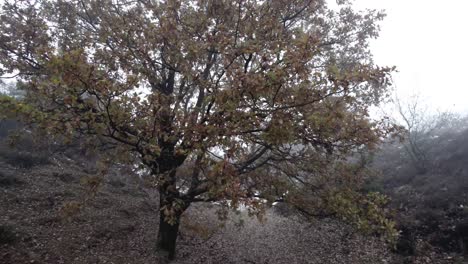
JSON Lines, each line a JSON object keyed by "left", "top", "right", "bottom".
{"left": 326, "top": 190, "right": 398, "bottom": 245}
{"left": 285, "top": 156, "right": 398, "bottom": 245}
{"left": 0, "top": 0, "right": 398, "bottom": 257}
{"left": 0, "top": 94, "right": 44, "bottom": 132}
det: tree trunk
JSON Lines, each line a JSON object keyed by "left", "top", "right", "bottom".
{"left": 156, "top": 186, "right": 188, "bottom": 261}
{"left": 157, "top": 210, "right": 181, "bottom": 260}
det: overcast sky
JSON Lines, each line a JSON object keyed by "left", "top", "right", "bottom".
{"left": 1, "top": 0, "right": 466, "bottom": 114}
{"left": 352, "top": 0, "right": 468, "bottom": 114}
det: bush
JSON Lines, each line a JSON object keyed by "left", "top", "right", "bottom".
{"left": 394, "top": 226, "right": 415, "bottom": 256}
{"left": 0, "top": 225, "right": 17, "bottom": 245}
{"left": 414, "top": 208, "right": 444, "bottom": 234}
{"left": 0, "top": 149, "right": 50, "bottom": 169}
{"left": 0, "top": 119, "right": 21, "bottom": 138}
{"left": 0, "top": 171, "right": 23, "bottom": 187}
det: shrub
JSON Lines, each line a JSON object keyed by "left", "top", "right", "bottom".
{"left": 0, "top": 119, "right": 21, "bottom": 138}
{"left": 0, "top": 225, "right": 17, "bottom": 245}
{"left": 0, "top": 149, "right": 50, "bottom": 169}
{"left": 0, "top": 171, "right": 23, "bottom": 187}
{"left": 394, "top": 226, "right": 415, "bottom": 256}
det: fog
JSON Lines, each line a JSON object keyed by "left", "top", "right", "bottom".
{"left": 1, "top": 1, "right": 468, "bottom": 263}
{"left": 354, "top": 0, "right": 468, "bottom": 114}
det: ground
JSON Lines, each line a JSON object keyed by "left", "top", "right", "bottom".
{"left": 0, "top": 146, "right": 458, "bottom": 263}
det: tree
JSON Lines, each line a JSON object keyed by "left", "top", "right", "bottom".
{"left": 0, "top": 0, "right": 395, "bottom": 259}
{"left": 0, "top": 80, "right": 24, "bottom": 98}
{"left": 393, "top": 92, "right": 461, "bottom": 173}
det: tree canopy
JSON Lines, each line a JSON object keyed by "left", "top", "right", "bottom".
{"left": 0, "top": 0, "right": 396, "bottom": 259}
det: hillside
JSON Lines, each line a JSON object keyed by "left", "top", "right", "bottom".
{"left": 2, "top": 119, "right": 468, "bottom": 263}
{"left": 0, "top": 139, "right": 405, "bottom": 264}
{"left": 371, "top": 126, "right": 468, "bottom": 262}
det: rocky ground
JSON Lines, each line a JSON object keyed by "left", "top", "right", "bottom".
{"left": 0, "top": 149, "right": 460, "bottom": 263}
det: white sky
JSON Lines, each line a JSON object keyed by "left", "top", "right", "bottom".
{"left": 1, "top": 0, "right": 467, "bottom": 114}
{"left": 351, "top": 0, "right": 468, "bottom": 114}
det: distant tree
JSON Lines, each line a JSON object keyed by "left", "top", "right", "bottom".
{"left": 0, "top": 80, "right": 23, "bottom": 98}
{"left": 394, "top": 93, "right": 460, "bottom": 173}
{"left": 0, "top": 0, "right": 396, "bottom": 259}
{"left": 0, "top": 81, "right": 23, "bottom": 137}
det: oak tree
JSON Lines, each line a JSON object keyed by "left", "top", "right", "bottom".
{"left": 0, "top": 0, "right": 395, "bottom": 259}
